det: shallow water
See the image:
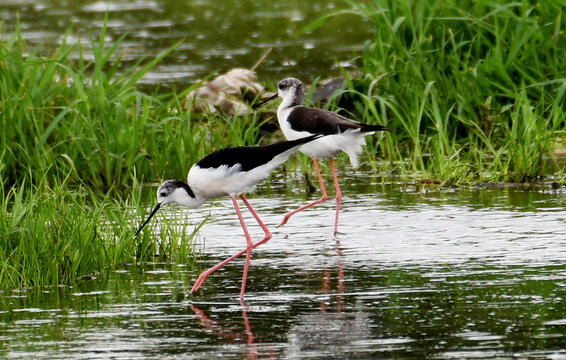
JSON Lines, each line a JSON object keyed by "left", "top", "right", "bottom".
{"left": 0, "top": 0, "right": 373, "bottom": 89}
{"left": 4, "top": 1, "right": 566, "bottom": 358}
{"left": 2, "top": 175, "right": 566, "bottom": 359}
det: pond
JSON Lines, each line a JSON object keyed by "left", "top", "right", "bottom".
{"left": 0, "top": 0, "right": 374, "bottom": 90}
{"left": 2, "top": 1, "right": 566, "bottom": 358}
{"left": 2, "top": 173, "right": 566, "bottom": 359}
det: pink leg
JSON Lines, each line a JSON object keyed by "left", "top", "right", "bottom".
{"left": 189, "top": 195, "right": 272, "bottom": 298}
{"left": 239, "top": 194, "right": 272, "bottom": 243}
{"left": 232, "top": 196, "right": 254, "bottom": 299}
{"left": 238, "top": 194, "right": 272, "bottom": 298}
{"left": 329, "top": 158, "right": 342, "bottom": 236}
{"left": 240, "top": 300, "right": 256, "bottom": 346}
{"left": 278, "top": 157, "right": 328, "bottom": 227}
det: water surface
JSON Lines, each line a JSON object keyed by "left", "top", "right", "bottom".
{"left": 0, "top": 0, "right": 373, "bottom": 90}
{"left": 2, "top": 175, "right": 566, "bottom": 359}
{"left": 3, "top": 1, "right": 566, "bottom": 358}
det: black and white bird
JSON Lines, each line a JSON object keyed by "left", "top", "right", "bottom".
{"left": 135, "top": 134, "right": 325, "bottom": 299}
{"left": 256, "top": 77, "right": 389, "bottom": 235}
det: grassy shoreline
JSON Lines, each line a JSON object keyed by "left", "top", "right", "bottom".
{"left": 309, "top": 0, "right": 566, "bottom": 184}
{"left": 1, "top": 0, "right": 565, "bottom": 290}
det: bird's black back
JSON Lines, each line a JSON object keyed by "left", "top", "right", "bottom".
{"left": 196, "top": 134, "right": 323, "bottom": 172}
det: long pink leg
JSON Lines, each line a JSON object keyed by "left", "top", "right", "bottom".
{"left": 329, "top": 158, "right": 342, "bottom": 236}
{"left": 232, "top": 196, "right": 255, "bottom": 299}
{"left": 189, "top": 195, "right": 272, "bottom": 298}
{"left": 239, "top": 194, "right": 271, "bottom": 240}
{"left": 238, "top": 194, "right": 272, "bottom": 298}
{"left": 240, "top": 301, "right": 256, "bottom": 347}
{"left": 278, "top": 157, "right": 328, "bottom": 227}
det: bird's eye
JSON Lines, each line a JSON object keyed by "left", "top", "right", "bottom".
{"left": 159, "top": 192, "right": 167, "bottom": 197}
{"left": 278, "top": 82, "right": 285, "bottom": 90}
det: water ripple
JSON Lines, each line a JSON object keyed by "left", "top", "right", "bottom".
{"left": 2, "top": 185, "right": 566, "bottom": 359}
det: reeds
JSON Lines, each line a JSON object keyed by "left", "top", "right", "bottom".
{"left": 0, "top": 19, "right": 266, "bottom": 193}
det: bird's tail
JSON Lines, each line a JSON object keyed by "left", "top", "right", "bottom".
{"left": 362, "top": 123, "right": 390, "bottom": 132}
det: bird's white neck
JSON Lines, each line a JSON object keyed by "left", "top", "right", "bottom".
{"left": 277, "top": 92, "right": 304, "bottom": 130}
{"left": 168, "top": 185, "right": 206, "bottom": 209}
{"left": 177, "top": 194, "right": 206, "bottom": 208}
{"left": 279, "top": 91, "right": 304, "bottom": 110}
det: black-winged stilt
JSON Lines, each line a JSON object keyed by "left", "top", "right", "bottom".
{"left": 256, "top": 77, "right": 389, "bottom": 235}
{"left": 135, "top": 134, "right": 325, "bottom": 299}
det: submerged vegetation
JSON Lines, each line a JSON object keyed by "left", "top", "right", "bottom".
{"left": 1, "top": 0, "right": 565, "bottom": 289}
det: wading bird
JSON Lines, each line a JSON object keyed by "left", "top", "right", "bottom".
{"left": 135, "top": 134, "right": 325, "bottom": 299}
{"left": 256, "top": 78, "right": 389, "bottom": 235}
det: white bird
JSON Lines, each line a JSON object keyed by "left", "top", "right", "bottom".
{"left": 135, "top": 134, "right": 325, "bottom": 299}
{"left": 256, "top": 77, "right": 389, "bottom": 235}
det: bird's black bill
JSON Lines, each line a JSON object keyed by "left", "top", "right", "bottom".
{"left": 134, "top": 203, "right": 161, "bottom": 237}
{"left": 252, "top": 93, "right": 278, "bottom": 109}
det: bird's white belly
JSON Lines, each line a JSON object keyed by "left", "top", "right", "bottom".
{"left": 296, "top": 135, "right": 343, "bottom": 158}
{"left": 188, "top": 166, "right": 257, "bottom": 199}
{"left": 277, "top": 120, "right": 333, "bottom": 159}
{"left": 278, "top": 106, "right": 373, "bottom": 166}
{"left": 281, "top": 127, "right": 368, "bottom": 161}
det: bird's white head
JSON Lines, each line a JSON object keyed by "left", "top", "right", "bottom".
{"left": 156, "top": 179, "right": 200, "bottom": 208}
{"left": 135, "top": 179, "right": 200, "bottom": 236}
{"left": 276, "top": 77, "right": 306, "bottom": 108}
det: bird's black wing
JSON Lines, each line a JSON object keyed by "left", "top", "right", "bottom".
{"left": 196, "top": 134, "right": 323, "bottom": 172}
{"left": 287, "top": 106, "right": 388, "bottom": 134}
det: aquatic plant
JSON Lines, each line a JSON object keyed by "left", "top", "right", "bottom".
{"left": 0, "top": 16, "right": 275, "bottom": 289}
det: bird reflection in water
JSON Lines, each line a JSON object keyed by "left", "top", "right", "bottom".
{"left": 190, "top": 301, "right": 275, "bottom": 360}
{"left": 320, "top": 239, "right": 345, "bottom": 313}
{"left": 189, "top": 240, "right": 348, "bottom": 359}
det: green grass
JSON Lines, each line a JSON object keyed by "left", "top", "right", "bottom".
{"left": 0, "top": 18, "right": 269, "bottom": 194}
{"left": 306, "top": 0, "right": 566, "bottom": 183}
{"left": 0, "top": 18, "right": 272, "bottom": 290}
{"left": 0, "top": 20, "right": 223, "bottom": 290}
{"left": 1, "top": 0, "right": 566, "bottom": 290}
{"left": 0, "top": 172, "right": 203, "bottom": 290}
